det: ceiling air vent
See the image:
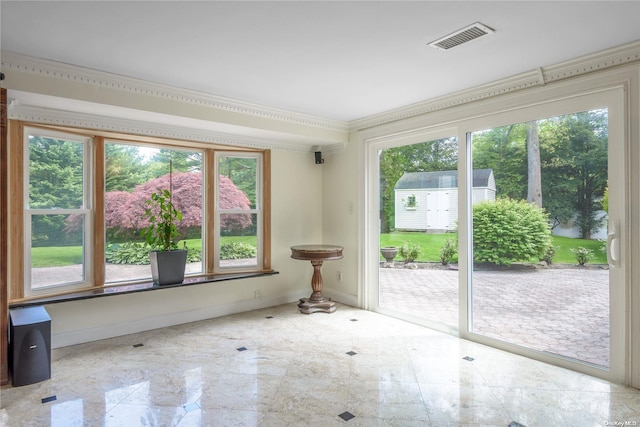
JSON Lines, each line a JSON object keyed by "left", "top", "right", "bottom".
{"left": 428, "top": 22, "right": 495, "bottom": 51}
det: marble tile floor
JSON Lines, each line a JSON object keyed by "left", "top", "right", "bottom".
{"left": 1, "top": 302, "right": 639, "bottom": 426}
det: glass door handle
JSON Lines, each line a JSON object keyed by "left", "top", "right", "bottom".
{"left": 607, "top": 220, "right": 619, "bottom": 267}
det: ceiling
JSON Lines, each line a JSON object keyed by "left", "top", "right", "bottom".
{"left": 2, "top": 1, "right": 640, "bottom": 123}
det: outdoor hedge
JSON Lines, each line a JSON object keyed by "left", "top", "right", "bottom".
{"left": 473, "top": 198, "right": 551, "bottom": 266}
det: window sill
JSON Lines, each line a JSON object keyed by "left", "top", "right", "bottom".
{"left": 9, "top": 271, "right": 279, "bottom": 309}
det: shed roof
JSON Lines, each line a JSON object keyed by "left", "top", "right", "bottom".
{"left": 394, "top": 169, "right": 493, "bottom": 190}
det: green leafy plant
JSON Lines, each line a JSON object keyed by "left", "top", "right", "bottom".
{"left": 221, "top": 242, "right": 257, "bottom": 260}
{"left": 106, "top": 241, "right": 202, "bottom": 265}
{"left": 439, "top": 238, "right": 457, "bottom": 265}
{"left": 142, "top": 189, "right": 183, "bottom": 251}
{"left": 106, "top": 242, "right": 150, "bottom": 265}
{"left": 185, "top": 245, "right": 202, "bottom": 262}
{"left": 571, "top": 246, "right": 594, "bottom": 266}
{"left": 541, "top": 245, "right": 559, "bottom": 266}
{"left": 473, "top": 198, "right": 551, "bottom": 266}
{"left": 399, "top": 241, "right": 420, "bottom": 264}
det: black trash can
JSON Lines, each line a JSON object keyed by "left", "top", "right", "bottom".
{"left": 9, "top": 306, "right": 51, "bottom": 386}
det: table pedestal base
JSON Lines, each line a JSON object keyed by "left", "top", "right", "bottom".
{"left": 298, "top": 297, "right": 336, "bottom": 314}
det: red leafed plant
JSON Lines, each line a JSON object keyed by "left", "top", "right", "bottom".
{"left": 101, "top": 171, "right": 252, "bottom": 239}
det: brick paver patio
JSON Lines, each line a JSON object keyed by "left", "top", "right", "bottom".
{"left": 379, "top": 265, "right": 610, "bottom": 367}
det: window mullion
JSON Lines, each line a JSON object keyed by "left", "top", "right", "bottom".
{"left": 93, "top": 137, "right": 105, "bottom": 288}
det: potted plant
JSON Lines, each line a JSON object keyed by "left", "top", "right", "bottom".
{"left": 142, "top": 165, "right": 187, "bottom": 286}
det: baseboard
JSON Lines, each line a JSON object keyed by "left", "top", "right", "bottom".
{"left": 51, "top": 290, "right": 309, "bottom": 349}
{"left": 322, "top": 287, "right": 358, "bottom": 307}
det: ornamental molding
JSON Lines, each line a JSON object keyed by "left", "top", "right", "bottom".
{"left": 0, "top": 51, "right": 349, "bottom": 134}
{"left": 4, "top": 41, "right": 639, "bottom": 136}
{"left": 8, "top": 104, "right": 324, "bottom": 153}
{"left": 350, "top": 40, "right": 640, "bottom": 131}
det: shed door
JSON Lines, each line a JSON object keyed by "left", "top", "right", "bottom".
{"left": 426, "top": 190, "right": 449, "bottom": 230}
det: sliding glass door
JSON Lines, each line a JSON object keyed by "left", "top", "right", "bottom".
{"left": 377, "top": 137, "right": 459, "bottom": 331}
{"left": 469, "top": 108, "right": 614, "bottom": 368}
{"left": 367, "top": 87, "right": 626, "bottom": 382}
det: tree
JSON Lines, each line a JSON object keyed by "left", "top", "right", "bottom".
{"left": 472, "top": 125, "right": 527, "bottom": 199}
{"left": 105, "top": 144, "right": 150, "bottom": 192}
{"left": 379, "top": 138, "right": 457, "bottom": 232}
{"left": 473, "top": 109, "right": 608, "bottom": 239}
{"left": 539, "top": 110, "right": 608, "bottom": 238}
{"left": 526, "top": 121, "right": 542, "bottom": 208}
{"left": 29, "top": 136, "right": 84, "bottom": 209}
{"left": 147, "top": 148, "right": 202, "bottom": 178}
{"left": 105, "top": 172, "right": 252, "bottom": 240}
{"left": 29, "top": 136, "right": 84, "bottom": 246}
{"left": 105, "top": 191, "right": 137, "bottom": 239}
{"left": 219, "top": 156, "right": 257, "bottom": 208}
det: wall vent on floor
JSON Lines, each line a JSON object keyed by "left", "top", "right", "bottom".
{"left": 428, "top": 22, "right": 495, "bottom": 51}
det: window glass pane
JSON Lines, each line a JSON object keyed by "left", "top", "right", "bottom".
{"left": 105, "top": 144, "right": 203, "bottom": 283}
{"left": 218, "top": 156, "right": 258, "bottom": 209}
{"left": 378, "top": 137, "right": 459, "bottom": 329}
{"left": 31, "top": 214, "right": 85, "bottom": 289}
{"left": 29, "top": 135, "right": 84, "bottom": 209}
{"left": 220, "top": 213, "right": 258, "bottom": 268}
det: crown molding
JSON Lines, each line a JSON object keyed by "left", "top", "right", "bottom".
{"left": 4, "top": 40, "right": 639, "bottom": 138}
{"left": 0, "top": 51, "right": 349, "bottom": 134}
{"left": 350, "top": 40, "right": 640, "bottom": 131}
{"left": 8, "top": 104, "right": 326, "bottom": 152}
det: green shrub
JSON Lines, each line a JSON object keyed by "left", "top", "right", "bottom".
{"left": 399, "top": 242, "right": 420, "bottom": 264}
{"left": 220, "top": 242, "right": 257, "bottom": 260}
{"left": 473, "top": 198, "right": 551, "bottom": 266}
{"left": 542, "top": 245, "right": 556, "bottom": 265}
{"left": 570, "top": 246, "right": 594, "bottom": 266}
{"left": 541, "top": 245, "right": 559, "bottom": 265}
{"left": 106, "top": 241, "right": 202, "bottom": 265}
{"left": 185, "top": 245, "right": 202, "bottom": 263}
{"left": 106, "top": 242, "right": 150, "bottom": 265}
{"left": 440, "top": 239, "right": 457, "bottom": 265}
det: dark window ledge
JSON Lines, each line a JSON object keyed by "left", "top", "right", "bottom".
{"left": 9, "top": 271, "right": 279, "bottom": 309}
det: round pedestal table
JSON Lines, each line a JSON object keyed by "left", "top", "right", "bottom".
{"left": 290, "top": 244, "right": 343, "bottom": 314}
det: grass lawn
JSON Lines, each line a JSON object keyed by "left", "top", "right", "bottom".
{"left": 380, "top": 232, "right": 607, "bottom": 265}
{"left": 31, "top": 246, "right": 84, "bottom": 267}
{"left": 31, "top": 233, "right": 606, "bottom": 267}
{"left": 31, "top": 236, "right": 257, "bottom": 267}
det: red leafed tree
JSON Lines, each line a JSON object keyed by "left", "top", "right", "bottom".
{"left": 105, "top": 172, "right": 252, "bottom": 238}
{"left": 104, "top": 191, "right": 136, "bottom": 237}
{"left": 218, "top": 174, "right": 253, "bottom": 233}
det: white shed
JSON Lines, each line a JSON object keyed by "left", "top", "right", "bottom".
{"left": 394, "top": 169, "right": 496, "bottom": 231}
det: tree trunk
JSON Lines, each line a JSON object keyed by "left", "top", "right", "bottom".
{"left": 526, "top": 121, "right": 542, "bottom": 208}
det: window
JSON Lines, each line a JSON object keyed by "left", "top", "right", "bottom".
{"left": 11, "top": 124, "right": 270, "bottom": 301}
{"left": 25, "top": 128, "right": 91, "bottom": 296}
{"left": 215, "top": 152, "right": 263, "bottom": 272}
{"left": 104, "top": 143, "right": 204, "bottom": 283}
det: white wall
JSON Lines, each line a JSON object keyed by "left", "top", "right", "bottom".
{"left": 320, "top": 133, "right": 359, "bottom": 306}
